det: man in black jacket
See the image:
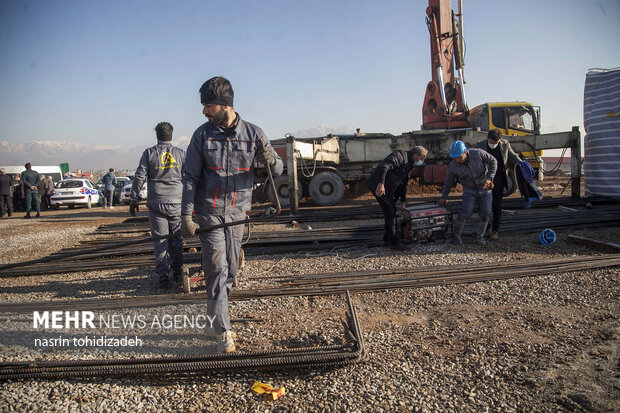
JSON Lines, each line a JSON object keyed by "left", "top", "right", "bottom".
{"left": 21, "top": 163, "right": 41, "bottom": 218}
{"left": 364, "top": 146, "right": 427, "bottom": 249}
{"left": 0, "top": 169, "right": 13, "bottom": 218}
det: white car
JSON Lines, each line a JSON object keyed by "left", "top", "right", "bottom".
{"left": 120, "top": 182, "right": 147, "bottom": 205}
{"left": 50, "top": 179, "right": 101, "bottom": 209}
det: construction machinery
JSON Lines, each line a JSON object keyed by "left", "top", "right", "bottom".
{"left": 266, "top": 0, "right": 580, "bottom": 212}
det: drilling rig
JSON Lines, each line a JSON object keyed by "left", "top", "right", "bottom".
{"left": 266, "top": 0, "right": 579, "bottom": 211}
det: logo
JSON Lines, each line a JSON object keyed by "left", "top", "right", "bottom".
{"left": 157, "top": 152, "right": 178, "bottom": 170}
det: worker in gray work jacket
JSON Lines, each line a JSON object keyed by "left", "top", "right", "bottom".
{"left": 130, "top": 122, "right": 186, "bottom": 289}
{"left": 439, "top": 141, "right": 497, "bottom": 245}
{"left": 181, "top": 76, "right": 283, "bottom": 353}
{"left": 474, "top": 129, "right": 522, "bottom": 240}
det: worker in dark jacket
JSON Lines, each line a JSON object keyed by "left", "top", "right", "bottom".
{"left": 0, "top": 169, "right": 13, "bottom": 218}
{"left": 364, "top": 146, "right": 427, "bottom": 249}
{"left": 181, "top": 76, "right": 283, "bottom": 353}
{"left": 130, "top": 122, "right": 186, "bottom": 289}
{"left": 474, "top": 129, "right": 522, "bottom": 239}
{"left": 101, "top": 168, "right": 117, "bottom": 208}
{"left": 439, "top": 141, "right": 497, "bottom": 245}
{"left": 21, "top": 163, "right": 41, "bottom": 218}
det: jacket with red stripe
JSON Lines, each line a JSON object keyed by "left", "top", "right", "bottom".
{"left": 182, "top": 114, "right": 283, "bottom": 216}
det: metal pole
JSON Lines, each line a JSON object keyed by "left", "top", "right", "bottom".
{"left": 286, "top": 135, "right": 299, "bottom": 215}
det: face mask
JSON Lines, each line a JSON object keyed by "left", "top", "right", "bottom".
{"left": 414, "top": 160, "right": 424, "bottom": 166}
{"left": 488, "top": 142, "right": 499, "bottom": 149}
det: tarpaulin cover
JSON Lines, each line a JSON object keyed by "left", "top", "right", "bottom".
{"left": 584, "top": 67, "right": 620, "bottom": 200}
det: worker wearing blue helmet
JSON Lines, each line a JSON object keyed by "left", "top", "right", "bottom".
{"left": 439, "top": 140, "right": 498, "bottom": 245}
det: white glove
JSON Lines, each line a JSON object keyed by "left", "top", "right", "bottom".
{"left": 181, "top": 215, "right": 199, "bottom": 238}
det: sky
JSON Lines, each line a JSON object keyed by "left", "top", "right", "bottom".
{"left": 1, "top": 0, "right": 619, "bottom": 170}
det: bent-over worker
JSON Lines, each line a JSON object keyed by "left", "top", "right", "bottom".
{"left": 439, "top": 141, "right": 497, "bottom": 245}
{"left": 364, "top": 146, "right": 427, "bottom": 249}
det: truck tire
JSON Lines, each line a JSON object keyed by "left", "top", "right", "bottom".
{"left": 309, "top": 171, "right": 344, "bottom": 206}
{"left": 267, "top": 175, "right": 302, "bottom": 208}
{"left": 504, "top": 169, "right": 517, "bottom": 197}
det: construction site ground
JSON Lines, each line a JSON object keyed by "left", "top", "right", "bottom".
{"left": 0, "top": 175, "right": 618, "bottom": 412}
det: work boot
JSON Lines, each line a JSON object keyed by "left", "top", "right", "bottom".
{"left": 159, "top": 274, "right": 170, "bottom": 289}
{"left": 23, "top": 212, "right": 31, "bottom": 219}
{"left": 171, "top": 268, "right": 183, "bottom": 283}
{"left": 452, "top": 216, "right": 466, "bottom": 245}
{"left": 476, "top": 217, "right": 490, "bottom": 245}
{"left": 217, "top": 331, "right": 236, "bottom": 353}
{"left": 391, "top": 242, "right": 411, "bottom": 251}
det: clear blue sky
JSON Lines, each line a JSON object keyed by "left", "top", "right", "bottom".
{"left": 1, "top": 0, "right": 619, "bottom": 149}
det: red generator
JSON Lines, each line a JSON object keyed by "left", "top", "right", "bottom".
{"left": 398, "top": 203, "right": 452, "bottom": 243}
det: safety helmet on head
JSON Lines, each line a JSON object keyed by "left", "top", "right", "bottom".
{"left": 449, "top": 141, "right": 467, "bottom": 158}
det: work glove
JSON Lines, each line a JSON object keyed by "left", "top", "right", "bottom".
{"left": 181, "top": 215, "right": 199, "bottom": 238}
{"left": 129, "top": 200, "right": 139, "bottom": 217}
{"left": 255, "top": 140, "right": 275, "bottom": 166}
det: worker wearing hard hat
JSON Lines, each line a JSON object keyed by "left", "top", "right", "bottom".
{"left": 364, "top": 146, "right": 428, "bottom": 250}
{"left": 474, "top": 129, "right": 522, "bottom": 240}
{"left": 439, "top": 141, "right": 498, "bottom": 245}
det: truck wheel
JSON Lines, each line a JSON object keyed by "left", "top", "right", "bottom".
{"left": 309, "top": 171, "right": 344, "bottom": 206}
{"left": 504, "top": 169, "right": 517, "bottom": 197}
{"left": 267, "top": 175, "right": 302, "bottom": 208}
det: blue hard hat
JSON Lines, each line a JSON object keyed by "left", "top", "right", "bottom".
{"left": 538, "top": 228, "right": 556, "bottom": 245}
{"left": 450, "top": 141, "right": 467, "bottom": 158}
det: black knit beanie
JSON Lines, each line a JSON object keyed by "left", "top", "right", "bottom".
{"left": 200, "top": 76, "right": 234, "bottom": 107}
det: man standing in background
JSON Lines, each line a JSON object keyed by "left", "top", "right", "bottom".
{"left": 21, "top": 163, "right": 41, "bottom": 218}
{"left": 0, "top": 169, "right": 13, "bottom": 218}
{"left": 101, "top": 168, "right": 117, "bottom": 209}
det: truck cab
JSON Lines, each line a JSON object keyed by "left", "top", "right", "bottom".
{"left": 468, "top": 102, "right": 544, "bottom": 173}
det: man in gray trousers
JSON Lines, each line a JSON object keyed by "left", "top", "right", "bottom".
{"left": 181, "top": 76, "right": 283, "bottom": 353}
{"left": 130, "top": 122, "right": 186, "bottom": 289}
{"left": 439, "top": 141, "right": 497, "bottom": 245}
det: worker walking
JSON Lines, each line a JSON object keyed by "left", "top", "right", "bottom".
{"left": 21, "top": 163, "right": 41, "bottom": 219}
{"left": 364, "top": 146, "right": 427, "bottom": 249}
{"left": 181, "top": 76, "right": 283, "bottom": 353}
{"left": 474, "top": 129, "right": 521, "bottom": 239}
{"left": 130, "top": 122, "right": 186, "bottom": 289}
{"left": 439, "top": 141, "right": 497, "bottom": 245}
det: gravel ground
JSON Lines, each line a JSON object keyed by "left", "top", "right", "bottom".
{"left": 0, "top": 184, "right": 618, "bottom": 412}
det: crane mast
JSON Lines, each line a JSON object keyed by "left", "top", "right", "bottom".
{"left": 421, "top": 0, "right": 469, "bottom": 130}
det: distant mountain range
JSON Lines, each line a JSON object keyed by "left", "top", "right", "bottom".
{"left": 0, "top": 125, "right": 354, "bottom": 171}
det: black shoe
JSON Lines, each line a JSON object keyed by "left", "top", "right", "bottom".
{"left": 172, "top": 269, "right": 183, "bottom": 282}
{"left": 24, "top": 213, "right": 31, "bottom": 219}
{"left": 391, "top": 242, "right": 411, "bottom": 251}
{"left": 159, "top": 275, "right": 170, "bottom": 289}
{"left": 35, "top": 212, "right": 41, "bottom": 218}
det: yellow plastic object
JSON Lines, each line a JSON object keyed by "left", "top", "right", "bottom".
{"left": 251, "top": 381, "right": 286, "bottom": 400}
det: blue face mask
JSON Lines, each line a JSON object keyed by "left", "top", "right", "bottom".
{"left": 414, "top": 160, "right": 424, "bottom": 166}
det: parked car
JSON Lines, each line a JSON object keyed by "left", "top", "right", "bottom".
{"left": 113, "top": 177, "right": 131, "bottom": 205}
{"left": 120, "top": 182, "right": 147, "bottom": 205}
{"left": 50, "top": 179, "right": 100, "bottom": 209}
